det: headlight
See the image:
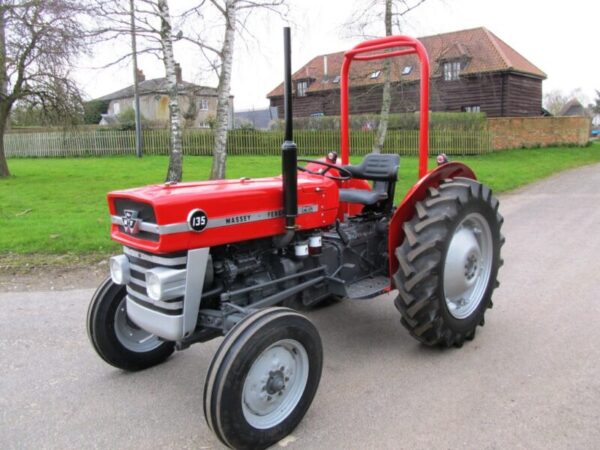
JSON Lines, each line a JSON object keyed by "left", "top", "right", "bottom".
{"left": 109, "top": 255, "right": 130, "bottom": 285}
{"left": 146, "top": 271, "right": 162, "bottom": 300}
{"left": 145, "top": 267, "right": 186, "bottom": 301}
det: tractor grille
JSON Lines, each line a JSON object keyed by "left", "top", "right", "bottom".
{"left": 114, "top": 199, "right": 159, "bottom": 242}
{"left": 124, "top": 247, "right": 187, "bottom": 316}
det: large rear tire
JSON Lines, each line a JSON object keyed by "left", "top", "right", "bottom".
{"left": 87, "top": 276, "right": 175, "bottom": 371}
{"left": 393, "top": 178, "right": 504, "bottom": 348}
{"left": 204, "top": 307, "right": 322, "bottom": 449}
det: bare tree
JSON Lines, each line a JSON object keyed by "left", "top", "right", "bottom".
{"left": 344, "top": 0, "right": 428, "bottom": 153}
{"left": 92, "top": 0, "right": 184, "bottom": 181}
{"left": 0, "top": 0, "right": 89, "bottom": 177}
{"left": 181, "top": 0, "right": 286, "bottom": 179}
{"left": 592, "top": 90, "right": 600, "bottom": 115}
{"left": 543, "top": 88, "right": 589, "bottom": 116}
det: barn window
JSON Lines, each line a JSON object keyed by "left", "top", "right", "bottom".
{"left": 297, "top": 80, "right": 309, "bottom": 97}
{"left": 462, "top": 105, "right": 481, "bottom": 113}
{"left": 443, "top": 61, "right": 461, "bottom": 81}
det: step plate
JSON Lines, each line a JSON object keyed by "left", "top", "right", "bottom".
{"left": 346, "top": 276, "right": 390, "bottom": 300}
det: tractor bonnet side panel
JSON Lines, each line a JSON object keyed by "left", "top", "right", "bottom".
{"left": 108, "top": 175, "right": 339, "bottom": 254}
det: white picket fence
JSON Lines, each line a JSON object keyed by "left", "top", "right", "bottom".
{"left": 4, "top": 129, "right": 492, "bottom": 158}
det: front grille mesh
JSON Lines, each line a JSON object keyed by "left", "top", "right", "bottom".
{"left": 124, "top": 247, "right": 187, "bottom": 316}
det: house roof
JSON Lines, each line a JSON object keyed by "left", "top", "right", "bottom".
{"left": 559, "top": 98, "right": 585, "bottom": 116}
{"left": 234, "top": 107, "right": 278, "bottom": 129}
{"left": 267, "top": 27, "right": 546, "bottom": 98}
{"left": 96, "top": 77, "right": 219, "bottom": 102}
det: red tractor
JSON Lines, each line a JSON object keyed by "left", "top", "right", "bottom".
{"left": 88, "top": 29, "right": 503, "bottom": 449}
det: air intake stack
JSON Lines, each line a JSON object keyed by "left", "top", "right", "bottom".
{"left": 281, "top": 26, "right": 298, "bottom": 230}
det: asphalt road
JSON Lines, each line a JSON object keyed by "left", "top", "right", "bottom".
{"left": 2, "top": 164, "right": 600, "bottom": 450}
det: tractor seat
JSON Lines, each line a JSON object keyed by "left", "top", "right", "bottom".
{"left": 338, "top": 153, "right": 400, "bottom": 208}
{"left": 343, "top": 153, "right": 399, "bottom": 182}
{"left": 339, "top": 189, "right": 387, "bottom": 205}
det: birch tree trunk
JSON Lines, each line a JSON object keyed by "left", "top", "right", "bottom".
{"left": 158, "top": 0, "right": 183, "bottom": 182}
{"left": 0, "top": 5, "right": 10, "bottom": 177}
{"left": 372, "top": 0, "right": 392, "bottom": 154}
{"left": 209, "top": 0, "right": 237, "bottom": 180}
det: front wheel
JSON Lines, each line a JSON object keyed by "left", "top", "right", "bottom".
{"left": 393, "top": 178, "right": 504, "bottom": 348}
{"left": 87, "top": 276, "right": 175, "bottom": 371}
{"left": 203, "top": 307, "right": 323, "bottom": 449}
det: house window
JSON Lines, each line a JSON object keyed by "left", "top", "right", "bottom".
{"left": 443, "top": 61, "right": 461, "bottom": 81}
{"left": 310, "top": 112, "right": 324, "bottom": 117}
{"left": 463, "top": 105, "right": 481, "bottom": 113}
{"left": 332, "top": 75, "right": 340, "bottom": 83}
{"left": 199, "top": 99, "right": 209, "bottom": 110}
{"left": 297, "top": 80, "right": 308, "bottom": 97}
{"left": 402, "top": 65, "right": 412, "bottom": 75}
{"left": 370, "top": 70, "right": 381, "bottom": 79}
{"left": 113, "top": 102, "right": 120, "bottom": 114}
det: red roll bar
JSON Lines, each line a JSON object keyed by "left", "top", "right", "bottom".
{"left": 340, "top": 35, "right": 430, "bottom": 178}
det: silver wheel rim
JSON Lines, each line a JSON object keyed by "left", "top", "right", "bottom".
{"left": 242, "top": 338, "right": 309, "bottom": 430}
{"left": 443, "top": 212, "right": 493, "bottom": 319}
{"left": 114, "top": 298, "right": 162, "bottom": 352}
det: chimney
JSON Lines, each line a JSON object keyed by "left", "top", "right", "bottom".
{"left": 175, "top": 63, "right": 182, "bottom": 83}
{"left": 136, "top": 69, "right": 145, "bottom": 82}
{"left": 323, "top": 56, "right": 328, "bottom": 80}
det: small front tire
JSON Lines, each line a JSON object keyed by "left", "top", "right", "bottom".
{"left": 87, "top": 276, "right": 175, "bottom": 371}
{"left": 204, "top": 307, "right": 323, "bottom": 449}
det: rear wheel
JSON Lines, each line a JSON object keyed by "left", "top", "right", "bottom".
{"left": 204, "top": 307, "right": 322, "bottom": 449}
{"left": 393, "top": 178, "right": 504, "bottom": 347}
{"left": 87, "top": 276, "right": 175, "bottom": 371}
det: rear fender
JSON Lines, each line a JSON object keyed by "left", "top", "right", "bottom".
{"left": 387, "top": 162, "right": 476, "bottom": 278}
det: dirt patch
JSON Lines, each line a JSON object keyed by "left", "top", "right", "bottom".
{"left": 0, "top": 253, "right": 110, "bottom": 292}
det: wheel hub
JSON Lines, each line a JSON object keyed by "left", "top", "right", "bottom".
{"left": 443, "top": 213, "right": 493, "bottom": 320}
{"left": 242, "top": 339, "right": 309, "bottom": 429}
{"left": 114, "top": 299, "right": 162, "bottom": 352}
{"left": 266, "top": 370, "right": 286, "bottom": 395}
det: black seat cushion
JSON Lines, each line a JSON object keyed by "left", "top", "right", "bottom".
{"left": 339, "top": 188, "right": 388, "bottom": 205}
{"left": 343, "top": 153, "right": 400, "bottom": 181}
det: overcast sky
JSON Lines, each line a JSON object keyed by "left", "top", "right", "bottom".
{"left": 76, "top": 0, "right": 600, "bottom": 110}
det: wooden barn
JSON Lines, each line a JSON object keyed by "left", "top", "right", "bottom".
{"left": 267, "top": 27, "right": 546, "bottom": 118}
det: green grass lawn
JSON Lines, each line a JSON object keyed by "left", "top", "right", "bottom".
{"left": 1, "top": 143, "right": 599, "bottom": 255}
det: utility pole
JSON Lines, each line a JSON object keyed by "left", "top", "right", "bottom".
{"left": 130, "top": 0, "right": 142, "bottom": 157}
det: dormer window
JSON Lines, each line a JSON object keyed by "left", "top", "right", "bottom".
{"left": 443, "top": 61, "right": 461, "bottom": 81}
{"left": 402, "top": 65, "right": 412, "bottom": 75}
{"left": 369, "top": 70, "right": 381, "bottom": 79}
{"left": 297, "top": 80, "right": 309, "bottom": 97}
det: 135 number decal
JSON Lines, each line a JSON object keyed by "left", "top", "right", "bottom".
{"left": 188, "top": 209, "right": 208, "bottom": 232}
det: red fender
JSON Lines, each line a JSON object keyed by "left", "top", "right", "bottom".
{"left": 387, "top": 162, "right": 477, "bottom": 279}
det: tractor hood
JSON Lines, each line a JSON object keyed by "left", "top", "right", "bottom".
{"left": 107, "top": 175, "right": 339, "bottom": 254}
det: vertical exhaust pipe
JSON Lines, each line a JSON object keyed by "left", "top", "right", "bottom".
{"left": 281, "top": 26, "right": 297, "bottom": 231}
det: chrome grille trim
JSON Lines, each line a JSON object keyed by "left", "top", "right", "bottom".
{"left": 124, "top": 247, "right": 187, "bottom": 266}
{"left": 128, "top": 276, "right": 146, "bottom": 288}
{"left": 126, "top": 287, "right": 183, "bottom": 311}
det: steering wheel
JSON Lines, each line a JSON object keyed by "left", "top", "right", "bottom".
{"left": 297, "top": 159, "right": 352, "bottom": 181}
